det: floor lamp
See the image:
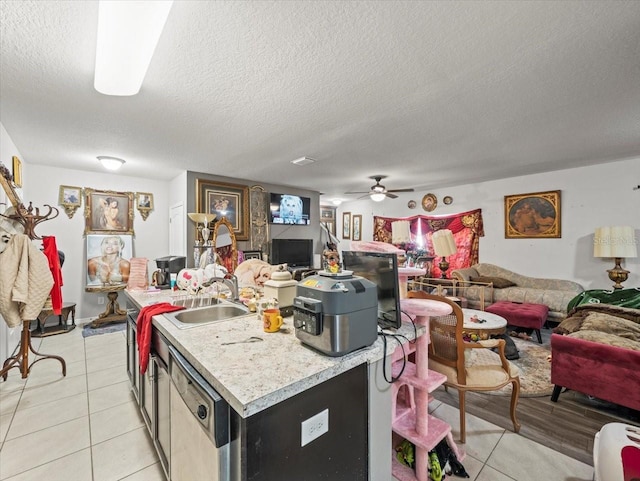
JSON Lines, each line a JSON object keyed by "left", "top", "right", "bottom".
{"left": 593, "top": 226, "right": 637, "bottom": 289}
{"left": 432, "top": 229, "right": 457, "bottom": 278}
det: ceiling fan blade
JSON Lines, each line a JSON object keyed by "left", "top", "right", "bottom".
{"left": 345, "top": 190, "right": 370, "bottom": 195}
{"left": 388, "top": 188, "right": 414, "bottom": 193}
{"left": 385, "top": 192, "right": 398, "bottom": 199}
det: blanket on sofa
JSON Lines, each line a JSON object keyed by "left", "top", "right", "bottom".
{"left": 566, "top": 287, "right": 640, "bottom": 311}
{"left": 553, "top": 304, "right": 640, "bottom": 351}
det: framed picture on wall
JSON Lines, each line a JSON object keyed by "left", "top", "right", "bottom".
{"left": 84, "top": 188, "right": 135, "bottom": 235}
{"left": 0, "top": 166, "right": 23, "bottom": 209}
{"left": 58, "top": 185, "right": 82, "bottom": 219}
{"left": 342, "top": 212, "right": 351, "bottom": 239}
{"left": 504, "top": 190, "right": 561, "bottom": 239}
{"left": 136, "top": 192, "right": 154, "bottom": 221}
{"left": 86, "top": 234, "right": 133, "bottom": 286}
{"left": 196, "top": 179, "right": 249, "bottom": 240}
{"left": 352, "top": 215, "right": 362, "bottom": 241}
{"left": 320, "top": 205, "right": 336, "bottom": 236}
{"left": 12, "top": 156, "right": 22, "bottom": 188}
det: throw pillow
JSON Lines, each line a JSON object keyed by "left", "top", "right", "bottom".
{"left": 469, "top": 276, "right": 516, "bottom": 289}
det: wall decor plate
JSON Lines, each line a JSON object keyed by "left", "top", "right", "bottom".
{"left": 443, "top": 196, "right": 453, "bottom": 205}
{"left": 421, "top": 193, "right": 437, "bottom": 212}
{"left": 407, "top": 200, "right": 417, "bottom": 209}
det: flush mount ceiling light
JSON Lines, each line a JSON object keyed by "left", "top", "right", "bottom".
{"left": 291, "top": 157, "right": 315, "bottom": 166}
{"left": 94, "top": 0, "right": 173, "bottom": 96}
{"left": 97, "top": 156, "right": 126, "bottom": 171}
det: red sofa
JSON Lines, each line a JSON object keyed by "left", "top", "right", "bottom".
{"left": 550, "top": 304, "right": 640, "bottom": 411}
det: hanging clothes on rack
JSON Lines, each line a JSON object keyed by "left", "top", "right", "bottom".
{"left": 0, "top": 234, "right": 53, "bottom": 328}
{"left": 42, "top": 236, "right": 63, "bottom": 315}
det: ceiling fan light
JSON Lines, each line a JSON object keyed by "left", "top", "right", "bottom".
{"left": 97, "top": 156, "right": 126, "bottom": 170}
{"left": 370, "top": 193, "right": 386, "bottom": 202}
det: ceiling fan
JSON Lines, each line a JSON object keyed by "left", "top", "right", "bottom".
{"left": 345, "top": 175, "right": 414, "bottom": 201}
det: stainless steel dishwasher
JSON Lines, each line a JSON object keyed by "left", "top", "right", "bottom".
{"left": 168, "top": 346, "right": 230, "bottom": 481}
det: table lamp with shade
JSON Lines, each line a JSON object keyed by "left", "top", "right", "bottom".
{"left": 188, "top": 212, "right": 217, "bottom": 245}
{"left": 432, "top": 229, "right": 457, "bottom": 278}
{"left": 593, "top": 226, "right": 637, "bottom": 289}
{"left": 391, "top": 220, "right": 411, "bottom": 265}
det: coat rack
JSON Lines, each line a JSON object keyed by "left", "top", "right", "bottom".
{"left": 0, "top": 169, "right": 66, "bottom": 381}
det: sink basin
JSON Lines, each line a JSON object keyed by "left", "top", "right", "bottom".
{"left": 163, "top": 303, "right": 250, "bottom": 329}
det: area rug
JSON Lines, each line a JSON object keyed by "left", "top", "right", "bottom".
{"left": 483, "top": 336, "right": 553, "bottom": 398}
{"left": 82, "top": 322, "right": 126, "bottom": 338}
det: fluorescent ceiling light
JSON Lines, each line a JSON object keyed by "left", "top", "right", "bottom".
{"left": 370, "top": 193, "right": 386, "bottom": 202}
{"left": 95, "top": 0, "right": 173, "bottom": 96}
{"left": 97, "top": 156, "right": 126, "bottom": 170}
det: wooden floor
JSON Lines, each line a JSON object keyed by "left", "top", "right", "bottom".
{"left": 433, "top": 386, "right": 640, "bottom": 466}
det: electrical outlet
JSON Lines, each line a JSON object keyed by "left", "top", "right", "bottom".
{"left": 301, "top": 409, "right": 328, "bottom": 447}
{"left": 97, "top": 296, "right": 104, "bottom": 305}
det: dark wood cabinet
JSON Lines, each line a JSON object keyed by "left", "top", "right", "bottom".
{"left": 238, "top": 363, "right": 368, "bottom": 481}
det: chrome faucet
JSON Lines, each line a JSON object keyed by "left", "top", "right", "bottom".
{"left": 201, "top": 273, "right": 239, "bottom": 301}
{"left": 220, "top": 274, "right": 239, "bottom": 302}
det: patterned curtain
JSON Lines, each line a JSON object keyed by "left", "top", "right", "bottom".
{"left": 373, "top": 209, "right": 484, "bottom": 277}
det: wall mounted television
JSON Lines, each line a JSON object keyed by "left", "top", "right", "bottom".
{"left": 269, "top": 193, "right": 311, "bottom": 225}
{"left": 342, "top": 251, "right": 402, "bottom": 330}
{"left": 270, "top": 238, "right": 313, "bottom": 268}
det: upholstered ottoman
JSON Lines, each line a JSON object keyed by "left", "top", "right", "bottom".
{"left": 485, "top": 301, "right": 549, "bottom": 343}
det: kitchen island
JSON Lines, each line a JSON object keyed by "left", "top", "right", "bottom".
{"left": 124, "top": 289, "right": 424, "bottom": 481}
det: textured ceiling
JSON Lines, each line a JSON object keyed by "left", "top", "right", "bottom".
{"left": 1, "top": 1, "right": 639, "bottom": 202}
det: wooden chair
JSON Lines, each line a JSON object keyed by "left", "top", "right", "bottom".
{"left": 407, "top": 290, "right": 521, "bottom": 443}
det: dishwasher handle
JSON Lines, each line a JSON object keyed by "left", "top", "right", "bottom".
{"left": 168, "top": 345, "right": 230, "bottom": 448}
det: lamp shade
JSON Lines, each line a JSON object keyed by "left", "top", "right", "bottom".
{"left": 392, "top": 220, "right": 411, "bottom": 245}
{"left": 593, "top": 226, "right": 637, "bottom": 258}
{"left": 432, "top": 229, "right": 457, "bottom": 257}
{"left": 187, "top": 213, "right": 216, "bottom": 225}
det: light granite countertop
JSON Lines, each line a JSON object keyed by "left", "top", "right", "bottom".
{"left": 125, "top": 289, "right": 424, "bottom": 418}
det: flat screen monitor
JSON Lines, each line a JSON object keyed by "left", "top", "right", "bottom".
{"left": 269, "top": 193, "right": 311, "bottom": 225}
{"left": 270, "top": 238, "right": 313, "bottom": 268}
{"left": 342, "top": 251, "right": 402, "bottom": 330}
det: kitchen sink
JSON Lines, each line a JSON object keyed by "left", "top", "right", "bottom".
{"left": 163, "top": 302, "right": 250, "bottom": 329}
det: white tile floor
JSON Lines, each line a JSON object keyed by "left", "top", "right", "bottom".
{"left": 0, "top": 324, "right": 594, "bottom": 481}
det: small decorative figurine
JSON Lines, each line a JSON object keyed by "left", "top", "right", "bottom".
{"left": 322, "top": 243, "right": 342, "bottom": 274}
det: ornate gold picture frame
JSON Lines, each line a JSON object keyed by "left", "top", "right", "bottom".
{"left": 196, "top": 179, "right": 249, "bottom": 240}
{"left": 84, "top": 188, "right": 135, "bottom": 235}
{"left": 136, "top": 192, "right": 154, "bottom": 221}
{"left": 58, "top": 185, "right": 82, "bottom": 219}
{"left": 504, "top": 190, "right": 561, "bottom": 239}
{"left": 12, "top": 156, "right": 22, "bottom": 188}
{"left": 0, "top": 165, "right": 23, "bottom": 210}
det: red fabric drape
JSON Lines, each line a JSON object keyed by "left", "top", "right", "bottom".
{"left": 373, "top": 209, "right": 484, "bottom": 277}
{"left": 137, "top": 303, "right": 185, "bottom": 374}
{"left": 42, "top": 236, "right": 63, "bottom": 314}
